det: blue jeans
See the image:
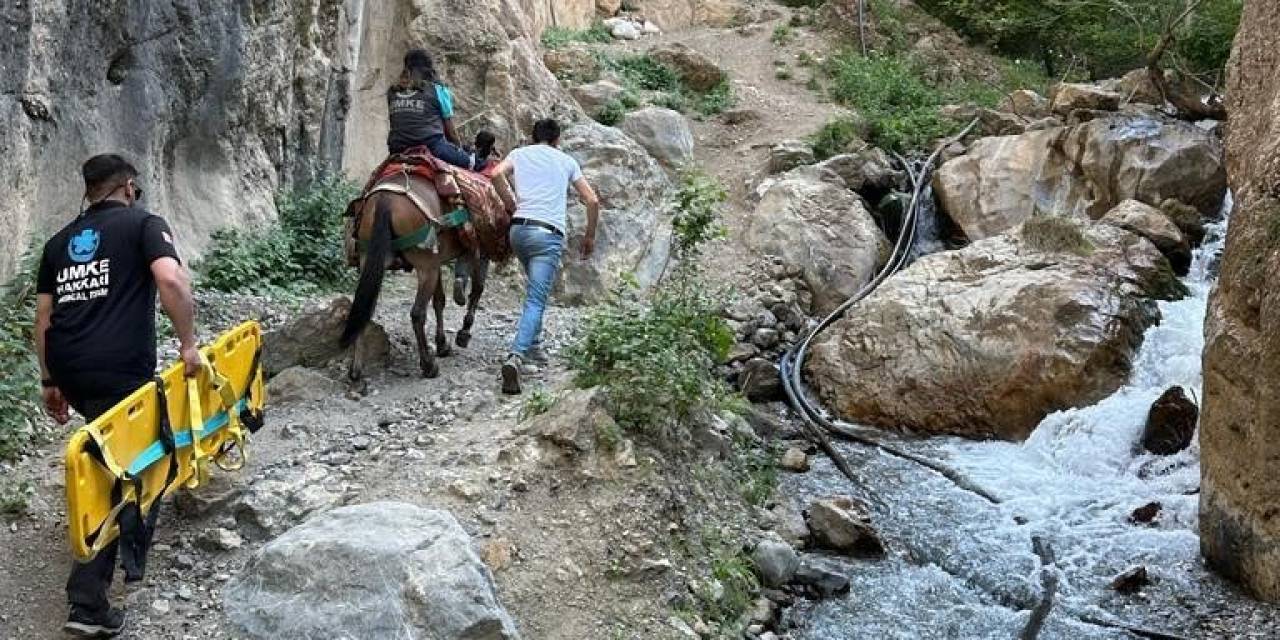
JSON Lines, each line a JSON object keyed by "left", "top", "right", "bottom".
{"left": 510, "top": 224, "right": 565, "bottom": 356}
{"left": 426, "top": 135, "right": 487, "bottom": 172}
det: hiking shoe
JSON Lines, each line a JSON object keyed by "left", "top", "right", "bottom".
{"left": 64, "top": 607, "right": 125, "bottom": 638}
{"left": 501, "top": 354, "right": 523, "bottom": 395}
{"left": 526, "top": 344, "right": 550, "bottom": 366}
{"left": 453, "top": 275, "right": 469, "bottom": 306}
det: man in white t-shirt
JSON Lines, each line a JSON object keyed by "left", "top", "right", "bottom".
{"left": 489, "top": 119, "right": 601, "bottom": 394}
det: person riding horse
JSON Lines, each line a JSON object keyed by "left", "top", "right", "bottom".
{"left": 388, "top": 49, "right": 494, "bottom": 171}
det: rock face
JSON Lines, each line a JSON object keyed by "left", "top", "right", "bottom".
{"left": 1, "top": 0, "right": 357, "bottom": 279}
{"left": 558, "top": 121, "right": 673, "bottom": 304}
{"left": 1142, "top": 386, "right": 1198, "bottom": 455}
{"left": 934, "top": 115, "right": 1227, "bottom": 242}
{"left": 744, "top": 171, "right": 888, "bottom": 314}
{"left": 1200, "top": 0, "right": 1280, "bottom": 601}
{"left": 263, "top": 296, "right": 390, "bottom": 376}
{"left": 1101, "top": 200, "right": 1192, "bottom": 275}
{"left": 619, "top": 107, "right": 695, "bottom": 168}
{"left": 571, "top": 80, "right": 626, "bottom": 118}
{"left": 225, "top": 502, "right": 520, "bottom": 640}
{"left": 807, "top": 221, "right": 1185, "bottom": 440}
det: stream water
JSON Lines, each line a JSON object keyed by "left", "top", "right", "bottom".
{"left": 786, "top": 194, "right": 1280, "bottom": 638}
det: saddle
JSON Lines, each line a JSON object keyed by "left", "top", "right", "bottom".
{"left": 345, "top": 148, "right": 514, "bottom": 270}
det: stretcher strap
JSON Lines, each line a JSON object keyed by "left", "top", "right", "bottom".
{"left": 124, "top": 398, "right": 249, "bottom": 477}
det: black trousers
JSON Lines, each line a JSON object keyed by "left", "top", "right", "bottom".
{"left": 63, "top": 390, "right": 139, "bottom": 614}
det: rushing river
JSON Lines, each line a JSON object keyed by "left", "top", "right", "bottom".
{"left": 784, "top": 194, "right": 1280, "bottom": 639}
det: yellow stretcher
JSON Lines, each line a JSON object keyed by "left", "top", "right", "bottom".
{"left": 65, "top": 322, "right": 267, "bottom": 561}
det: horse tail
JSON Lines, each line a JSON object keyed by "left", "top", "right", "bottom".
{"left": 342, "top": 195, "right": 393, "bottom": 348}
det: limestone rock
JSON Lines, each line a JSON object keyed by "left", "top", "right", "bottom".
{"left": 647, "top": 42, "right": 726, "bottom": 92}
{"left": 267, "top": 367, "right": 343, "bottom": 404}
{"left": 558, "top": 121, "right": 674, "bottom": 304}
{"left": 744, "top": 171, "right": 888, "bottom": 314}
{"left": 232, "top": 464, "right": 346, "bottom": 540}
{"left": 1050, "top": 82, "right": 1122, "bottom": 116}
{"left": 1109, "top": 69, "right": 1165, "bottom": 106}
{"left": 752, "top": 538, "right": 800, "bottom": 588}
{"left": 806, "top": 496, "right": 885, "bottom": 557}
{"left": 768, "top": 499, "right": 810, "bottom": 547}
{"left": 597, "top": 0, "right": 623, "bottom": 16}
{"left": 807, "top": 221, "right": 1186, "bottom": 440}
{"left": 816, "top": 148, "right": 902, "bottom": 195}
{"left": 767, "top": 140, "right": 816, "bottom": 174}
{"left": 516, "top": 387, "right": 615, "bottom": 455}
{"left": 738, "top": 358, "right": 783, "bottom": 403}
{"left": 999, "top": 89, "right": 1050, "bottom": 118}
{"left": 481, "top": 538, "right": 516, "bottom": 572}
{"left": 779, "top": 448, "right": 809, "bottom": 472}
{"left": 544, "top": 45, "right": 600, "bottom": 82}
{"left": 264, "top": 296, "right": 390, "bottom": 376}
{"left": 1111, "top": 565, "right": 1151, "bottom": 594}
{"left": 571, "top": 81, "right": 626, "bottom": 119}
{"left": 611, "top": 20, "right": 642, "bottom": 40}
{"left": 934, "top": 115, "right": 1227, "bottom": 242}
{"left": 225, "top": 502, "right": 519, "bottom": 640}
{"left": 792, "top": 558, "right": 851, "bottom": 598}
{"left": 619, "top": 107, "right": 695, "bottom": 168}
{"left": 1101, "top": 200, "right": 1192, "bottom": 275}
{"left": 1201, "top": 0, "right": 1280, "bottom": 601}
{"left": 1142, "top": 386, "right": 1199, "bottom": 455}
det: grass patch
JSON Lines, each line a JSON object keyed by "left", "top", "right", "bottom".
{"left": 0, "top": 247, "right": 42, "bottom": 461}
{"left": 198, "top": 174, "right": 357, "bottom": 295}
{"left": 568, "top": 170, "right": 732, "bottom": 440}
{"left": 687, "top": 529, "right": 760, "bottom": 633}
{"left": 603, "top": 54, "right": 736, "bottom": 118}
{"left": 772, "top": 25, "right": 795, "bottom": 45}
{"left": 541, "top": 24, "right": 613, "bottom": 50}
{"left": 1020, "top": 216, "right": 1094, "bottom": 256}
{"left": 736, "top": 441, "right": 780, "bottom": 506}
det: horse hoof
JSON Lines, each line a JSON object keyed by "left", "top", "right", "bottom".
{"left": 348, "top": 378, "right": 369, "bottom": 396}
{"left": 456, "top": 331, "right": 472, "bottom": 349}
{"left": 437, "top": 343, "right": 454, "bottom": 358}
{"left": 422, "top": 363, "right": 440, "bottom": 379}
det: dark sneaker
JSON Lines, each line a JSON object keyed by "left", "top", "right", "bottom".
{"left": 501, "top": 354, "right": 523, "bottom": 395}
{"left": 453, "top": 275, "right": 469, "bottom": 306}
{"left": 64, "top": 607, "right": 125, "bottom": 637}
{"left": 525, "top": 344, "right": 550, "bottom": 366}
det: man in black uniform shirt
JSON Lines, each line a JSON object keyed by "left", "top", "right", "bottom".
{"left": 34, "top": 154, "right": 200, "bottom": 637}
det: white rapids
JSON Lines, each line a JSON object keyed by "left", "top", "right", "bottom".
{"left": 787, "top": 194, "right": 1280, "bottom": 639}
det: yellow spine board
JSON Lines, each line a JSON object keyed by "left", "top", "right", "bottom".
{"left": 65, "top": 322, "right": 266, "bottom": 561}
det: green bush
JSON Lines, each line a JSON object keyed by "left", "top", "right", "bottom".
{"left": 568, "top": 172, "right": 734, "bottom": 438}
{"left": 604, "top": 54, "right": 736, "bottom": 117}
{"left": 825, "top": 52, "right": 954, "bottom": 152}
{"left": 594, "top": 100, "right": 628, "bottom": 126}
{"left": 810, "top": 116, "right": 867, "bottom": 160}
{"left": 0, "top": 248, "right": 42, "bottom": 460}
{"left": 772, "top": 25, "right": 795, "bottom": 45}
{"left": 913, "top": 0, "right": 1241, "bottom": 80}
{"left": 198, "top": 175, "right": 357, "bottom": 294}
{"left": 541, "top": 24, "right": 613, "bottom": 49}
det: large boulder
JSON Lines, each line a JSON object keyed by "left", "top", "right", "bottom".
{"left": 1142, "top": 386, "right": 1198, "bottom": 455}
{"left": 998, "top": 89, "right": 1050, "bottom": 118}
{"left": 1101, "top": 199, "right": 1192, "bottom": 275}
{"left": 815, "top": 148, "right": 903, "bottom": 195}
{"left": 1200, "top": 0, "right": 1280, "bottom": 601}
{"left": 934, "top": 115, "right": 1227, "bottom": 242}
{"left": 571, "top": 80, "right": 626, "bottom": 119}
{"left": 1049, "top": 82, "right": 1122, "bottom": 116}
{"left": 225, "top": 502, "right": 520, "bottom": 639}
{"left": 743, "top": 171, "right": 889, "bottom": 315}
{"left": 619, "top": 107, "right": 695, "bottom": 168}
{"left": 558, "top": 121, "right": 674, "bottom": 304}
{"left": 263, "top": 296, "right": 390, "bottom": 377}
{"left": 647, "top": 42, "right": 727, "bottom": 91}
{"left": 232, "top": 464, "right": 348, "bottom": 540}
{"left": 807, "top": 220, "right": 1185, "bottom": 440}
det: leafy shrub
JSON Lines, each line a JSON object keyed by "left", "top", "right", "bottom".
{"left": 568, "top": 172, "right": 733, "bottom": 438}
{"left": 0, "top": 248, "right": 42, "bottom": 460}
{"left": 0, "top": 479, "right": 32, "bottom": 515}
{"left": 541, "top": 24, "right": 613, "bottom": 49}
{"left": 604, "top": 54, "right": 736, "bottom": 117}
{"left": 692, "top": 530, "right": 761, "bottom": 629}
{"left": 810, "top": 117, "right": 867, "bottom": 160}
{"left": 825, "top": 52, "right": 954, "bottom": 152}
{"left": 772, "top": 25, "right": 795, "bottom": 45}
{"left": 595, "top": 100, "right": 627, "bottom": 126}
{"left": 519, "top": 389, "right": 557, "bottom": 422}
{"left": 913, "top": 0, "right": 1241, "bottom": 80}
{"left": 199, "top": 174, "right": 357, "bottom": 294}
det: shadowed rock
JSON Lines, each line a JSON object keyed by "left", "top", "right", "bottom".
{"left": 1141, "top": 386, "right": 1199, "bottom": 455}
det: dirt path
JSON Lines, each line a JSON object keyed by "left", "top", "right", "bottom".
{"left": 0, "top": 10, "right": 832, "bottom": 640}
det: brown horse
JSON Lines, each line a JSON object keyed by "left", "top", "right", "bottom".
{"left": 339, "top": 175, "right": 489, "bottom": 386}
